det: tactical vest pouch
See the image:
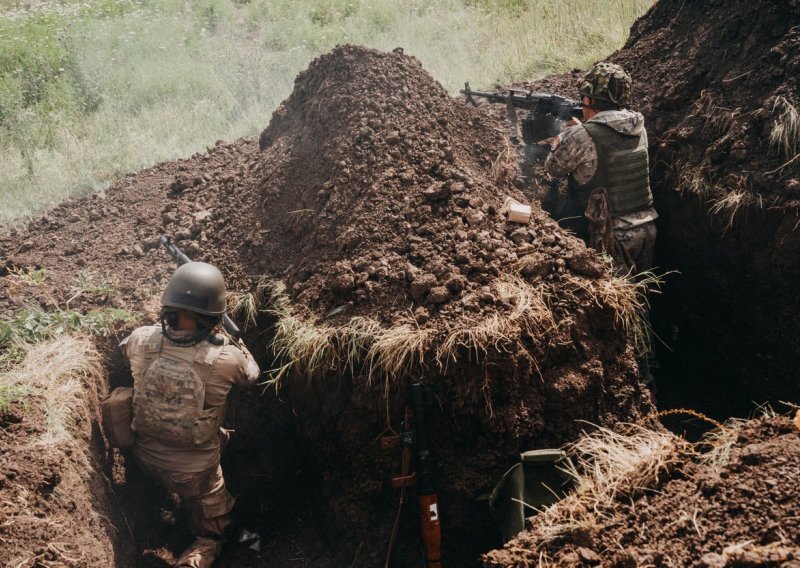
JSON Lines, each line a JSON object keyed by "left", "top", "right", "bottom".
{"left": 102, "top": 387, "right": 135, "bottom": 449}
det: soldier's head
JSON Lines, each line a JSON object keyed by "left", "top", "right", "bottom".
{"left": 578, "top": 62, "right": 632, "bottom": 117}
{"left": 160, "top": 262, "right": 226, "bottom": 345}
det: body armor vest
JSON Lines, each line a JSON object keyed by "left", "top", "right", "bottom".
{"left": 131, "top": 328, "right": 226, "bottom": 448}
{"left": 582, "top": 121, "right": 653, "bottom": 217}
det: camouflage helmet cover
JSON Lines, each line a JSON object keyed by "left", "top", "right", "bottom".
{"left": 161, "top": 261, "right": 227, "bottom": 316}
{"left": 579, "top": 62, "right": 632, "bottom": 107}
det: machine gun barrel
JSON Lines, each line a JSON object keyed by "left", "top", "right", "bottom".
{"left": 158, "top": 235, "right": 241, "bottom": 339}
{"left": 461, "top": 82, "right": 583, "bottom": 143}
{"left": 461, "top": 82, "right": 582, "bottom": 118}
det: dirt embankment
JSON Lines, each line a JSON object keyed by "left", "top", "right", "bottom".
{"left": 484, "top": 415, "right": 800, "bottom": 567}
{"left": 0, "top": 44, "right": 652, "bottom": 565}
{"left": 614, "top": 0, "right": 800, "bottom": 412}
{"left": 500, "top": 0, "right": 800, "bottom": 415}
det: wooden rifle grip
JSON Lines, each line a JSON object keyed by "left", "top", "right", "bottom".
{"left": 418, "top": 493, "right": 442, "bottom": 567}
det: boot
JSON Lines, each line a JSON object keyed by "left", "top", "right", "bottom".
{"left": 174, "top": 537, "right": 223, "bottom": 568}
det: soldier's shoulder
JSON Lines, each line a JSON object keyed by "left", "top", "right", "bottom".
{"left": 124, "top": 325, "right": 159, "bottom": 342}
{"left": 560, "top": 123, "right": 593, "bottom": 146}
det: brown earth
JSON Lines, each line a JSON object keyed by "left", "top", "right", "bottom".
{"left": 0, "top": 45, "right": 651, "bottom": 566}
{"left": 484, "top": 415, "right": 800, "bottom": 567}
{"left": 1, "top": 0, "right": 800, "bottom": 564}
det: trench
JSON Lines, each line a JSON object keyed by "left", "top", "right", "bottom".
{"left": 647, "top": 174, "right": 800, "bottom": 424}
{"left": 96, "top": 179, "right": 799, "bottom": 567}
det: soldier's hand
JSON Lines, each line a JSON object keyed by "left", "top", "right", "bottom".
{"left": 548, "top": 136, "right": 561, "bottom": 150}
{"left": 565, "top": 117, "right": 582, "bottom": 127}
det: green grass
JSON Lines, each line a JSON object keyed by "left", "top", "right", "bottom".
{"left": 0, "top": 306, "right": 136, "bottom": 370}
{"left": 0, "top": 383, "right": 30, "bottom": 414}
{"left": 0, "top": 0, "right": 653, "bottom": 224}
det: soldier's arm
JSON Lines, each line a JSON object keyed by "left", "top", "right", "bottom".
{"left": 217, "top": 342, "right": 261, "bottom": 388}
{"left": 118, "top": 326, "right": 148, "bottom": 361}
{"left": 544, "top": 125, "right": 598, "bottom": 185}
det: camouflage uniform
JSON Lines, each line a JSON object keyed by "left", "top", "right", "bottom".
{"left": 120, "top": 325, "right": 260, "bottom": 567}
{"left": 546, "top": 62, "right": 659, "bottom": 384}
{"left": 545, "top": 109, "right": 658, "bottom": 275}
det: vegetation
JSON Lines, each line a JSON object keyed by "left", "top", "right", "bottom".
{"left": 0, "top": 306, "right": 136, "bottom": 371}
{"left": 0, "top": 336, "right": 105, "bottom": 442}
{"left": 1, "top": 0, "right": 653, "bottom": 223}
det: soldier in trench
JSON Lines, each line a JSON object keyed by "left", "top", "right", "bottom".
{"left": 544, "top": 62, "right": 658, "bottom": 383}
{"left": 118, "top": 262, "right": 260, "bottom": 567}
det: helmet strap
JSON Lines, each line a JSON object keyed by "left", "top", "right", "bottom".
{"left": 160, "top": 309, "right": 220, "bottom": 347}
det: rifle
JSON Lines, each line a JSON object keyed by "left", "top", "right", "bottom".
{"left": 460, "top": 82, "right": 582, "bottom": 143}
{"left": 158, "top": 235, "right": 241, "bottom": 339}
{"left": 382, "top": 383, "right": 442, "bottom": 567}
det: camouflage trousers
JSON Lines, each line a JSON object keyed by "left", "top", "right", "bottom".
{"left": 612, "top": 220, "right": 657, "bottom": 276}
{"left": 134, "top": 458, "right": 235, "bottom": 540}
{"left": 613, "top": 220, "right": 658, "bottom": 384}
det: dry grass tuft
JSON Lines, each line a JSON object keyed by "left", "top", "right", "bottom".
{"left": 562, "top": 270, "right": 659, "bottom": 351}
{"left": 262, "top": 279, "right": 433, "bottom": 387}
{"left": 491, "top": 138, "right": 518, "bottom": 186}
{"left": 229, "top": 290, "right": 260, "bottom": 331}
{"left": 709, "top": 186, "right": 762, "bottom": 231}
{"left": 699, "top": 417, "right": 746, "bottom": 471}
{"left": 673, "top": 161, "right": 715, "bottom": 199}
{"left": 531, "top": 423, "right": 683, "bottom": 543}
{"left": 769, "top": 96, "right": 800, "bottom": 159}
{"left": 0, "top": 336, "right": 104, "bottom": 443}
{"left": 437, "top": 276, "right": 556, "bottom": 367}
{"left": 263, "top": 276, "right": 560, "bottom": 388}
{"left": 367, "top": 322, "right": 432, "bottom": 385}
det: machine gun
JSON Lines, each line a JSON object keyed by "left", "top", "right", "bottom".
{"left": 382, "top": 383, "right": 442, "bottom": 567}
{"left": 460, "top": 82, "right": 582, "bottom": 144}
{"left": 159, "top": 235, "right": 241, "bottom": 339}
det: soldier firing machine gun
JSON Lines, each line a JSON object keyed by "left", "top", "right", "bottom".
{"left": 460, "top": 82, "right": 582, "bottom": 144}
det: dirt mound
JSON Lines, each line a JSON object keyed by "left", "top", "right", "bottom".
{"left": 245, "top": 45, "right": 653, "bottom": 563}
{"left": 484, "top": 415, "right": 800, "bottom": 567}
{"left": 254, "top": 44, "right": 599, "bottom": 325}
{"left": 0, "top": 45, "right": 654, "bottom": 565}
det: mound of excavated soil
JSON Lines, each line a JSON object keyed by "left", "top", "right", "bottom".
{"left": 244, "top": 45, "right": 654, "bottom": 563}
{"left": 0, "top": 44, "right": 652, "bottom": 565}
{"left": 484, "top": 415, "right": 800, "bottom": 567}
{"left": 253, "top": 44, "right": 604, "bottom": 326}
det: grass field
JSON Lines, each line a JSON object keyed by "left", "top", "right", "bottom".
{"left": 0, "top": 0, "right": 653, "bottom": 224}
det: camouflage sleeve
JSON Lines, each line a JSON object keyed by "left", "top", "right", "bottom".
{"left": 215, "top": 342, "right": 261, "bottom": 388}
{"left": 544, "top": 124, "right": 598, "bottom": 186}
{"left": 118, "top": 326, "right": 150, "bottom": 362}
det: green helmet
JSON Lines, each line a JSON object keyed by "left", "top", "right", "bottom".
{"left": 579, "top": 62, "right": 632, "bottom": 107}
{"left": 161, "top": 262, "right": 227, "bottom": 316}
